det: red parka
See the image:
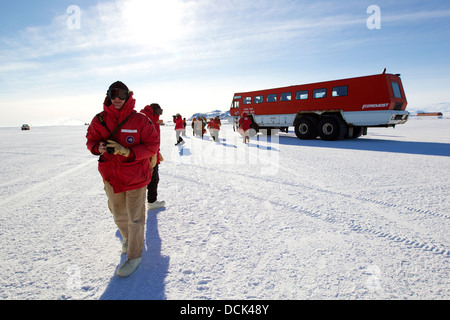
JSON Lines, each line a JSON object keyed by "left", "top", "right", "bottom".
{"left": 239, "top": 113, "right": 252, "bottom": 131}
{"left": 86, "top": 94, "right": 160, "bottom": 193}
{"left": 174, "top": 116, "right": 184, "bottom": 130}
{"left": 207, "top": 118, "right": 221, "bottom": 130}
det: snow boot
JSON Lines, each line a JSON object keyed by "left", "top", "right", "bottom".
{"left": 117, "top": 257, "right": 141, "bottom": 277}
{"left": 175, "top": 137, "right": 185, "bottom": 146}
{"left": 122, "top": 238, "right": 128, "bottom": 254}
{"left": 148, "top": 200, "right": 166, "bottom": 210}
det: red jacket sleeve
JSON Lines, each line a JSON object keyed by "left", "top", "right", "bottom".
{"left": 131, "top": 116, "right": 160, "bottom": 161}
{"left": 86, "top": 116, "right": 104, "bottom": 155}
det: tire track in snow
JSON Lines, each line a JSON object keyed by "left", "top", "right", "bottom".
{"left": 260, "top": 187, "right": 450, "bottom": 257}
{"left": 195, "top": 159, "right": 450, "bottom": 220}
{"left": 0, "top": 158, "right": 98, "bottom": 208}
{"left": 164, "top": 162, "right": 449, "bottom": 257}
{"left": 347, "top": 222, "right": 449, "bottom": 255}
{"left": 167, "top": 136, "right": 449, "bottom": 219}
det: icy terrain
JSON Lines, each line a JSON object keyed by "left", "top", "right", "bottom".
{"left": 0, "top": 117, "right": 448, "bottom": 300}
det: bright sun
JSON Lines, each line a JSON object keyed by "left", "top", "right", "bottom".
{"left": 120, "top": 0, "right": 188, "bottom": 48}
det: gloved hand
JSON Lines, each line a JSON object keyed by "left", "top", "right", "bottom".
{"left": 107, "top": 140, "right": 130, "bottom": 157}
{"left": 159, "top": 153, "right": 164, "bottom": 162}
{"left": 150, "top": 154, "right": 157, "bottom": 168}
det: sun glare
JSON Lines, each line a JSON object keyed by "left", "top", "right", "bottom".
{"left": 120, "top": 0, "right": 187, "bottom": 48}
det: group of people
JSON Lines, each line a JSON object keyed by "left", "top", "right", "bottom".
{"left": 86, "top": 81, "right": 166, "bottom": 278}
{"left": 192, "top": 116, "right": 222, "bottom": 141}
{"left": 86, "top": 82, "right": 255, "bottom": 278}
{"left": 172, "top": 115, "right": 223, "bottom": 143}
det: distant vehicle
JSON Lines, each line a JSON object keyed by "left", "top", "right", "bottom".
{"left": 417, "top": 112, "right": 443, "bottom": 118}
{"left": 230, "top": 71, "right": 409, "bottom": 140}
{"left": 21, "top": 124, "right": 30, "bottom": 130}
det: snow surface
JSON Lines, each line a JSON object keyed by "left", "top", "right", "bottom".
{"left": 0, "top": 118, "right": 449, "bottom": 300}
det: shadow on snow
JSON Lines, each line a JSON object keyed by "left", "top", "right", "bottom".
{"left": 100, "top": 208, "right": 169, "bottom": 300}
{"left": 277, "top": 134, "right": 450, "bottom": 157}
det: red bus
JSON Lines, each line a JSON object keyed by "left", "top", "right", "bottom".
{"left": 230, "top": 71, "right": 409, "bottom": 140}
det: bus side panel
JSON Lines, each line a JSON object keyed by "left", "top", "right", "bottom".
{"left": 230, "top": 73, "right": 408, "bottom": 119}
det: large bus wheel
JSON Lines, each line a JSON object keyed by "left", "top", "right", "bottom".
{"left": 347, "top": 126, "right": 363, "bottom": 139}
{"left": 294, "top": 117, "right": 318, "bottom": 140}
{"left": 318, "top": 116, "right": 342, "bottom": 141}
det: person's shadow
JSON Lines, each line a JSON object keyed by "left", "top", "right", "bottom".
{"left": 100, "top": 208, "right": 169, "bottom": 300}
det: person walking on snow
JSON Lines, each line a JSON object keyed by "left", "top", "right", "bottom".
{"left": 86, "top": 81, "right": 159, "bottom": 278}
{"left": 239, "top": 113, "right": 252, "bottom": 144}
{"left": 207, "top": 116, "right": 221, "bottom": 142}
{"left": 173, "top": 113, "right": 185, "bottom": 145}
{"left": 214, "top": 116, "right": 221, "bottom": 141}
{"left": 191, "top": 118, "right": 197, "bottom": 136}
{"left": 194, "top": 117, "right": 204, "bottom": 138}
{"left": 141, "top": 103, "right": 166, "bottom": 211}
{"left": 207, "top": 118, "right": 214, "bottom": 139}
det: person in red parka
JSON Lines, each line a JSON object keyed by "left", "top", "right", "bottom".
{"left": 140, "top": 103, "right": 165, "bottom": 210}
{"left": 86, "top": 81, "right": 159, "bottom": 277}
{"left": 239, "top": 113, "right": 252, "bottom": 144}
{"left": 207, "top": 116, "right": 221, "bottom": 142}
{"left": 173, "top": 113, "right": 185, "bottom": 146}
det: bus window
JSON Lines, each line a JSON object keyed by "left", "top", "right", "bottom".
{"left": 244, "top": 97, "right": 252, "bottom": 105}
{"left": 231, "top": 100, "right": 239, "bottom": 109}
{"left": 313, "top": 88, "right": 327, "bottom": 99}
{"left": 280, "top": 92, "right": 292, "bottom": 101}
{"left": 267, "top": 94, "right": 277, "bottom": 102}
{"left": 254, "top": 95, "right": 263, "bottom": 104}
{"left": 392, "top": 82, "right": 402, "bottom": 98}
{"left": 296, "top": 90, "right": 308, "bottom": 100}
{"left": 332, "top": 86, "right": 348, "bottom": 97}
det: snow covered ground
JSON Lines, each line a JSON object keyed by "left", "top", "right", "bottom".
{"left": 0, "top": 117, "right": 448, "bottom": 300}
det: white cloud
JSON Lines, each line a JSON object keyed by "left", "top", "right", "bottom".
{"left": 384, "top": 9, "right": 450, "bottom": 23}
{"left": 1, "top": 1, "right": 368, "bottom": 78}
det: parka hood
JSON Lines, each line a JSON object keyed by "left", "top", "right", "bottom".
{"left": 140, "top": 104, "right": 153, "bottom": 117}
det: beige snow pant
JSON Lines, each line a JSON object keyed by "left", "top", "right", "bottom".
{"left": 243, "top": 130, "right": 250, "bottom": 143}
{"left": 104, "top": 182, "right": 146, "bottom": 260}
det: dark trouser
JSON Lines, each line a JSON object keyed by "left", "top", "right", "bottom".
{"left": 147, "top": 164, "right": 159, "bottom": 203}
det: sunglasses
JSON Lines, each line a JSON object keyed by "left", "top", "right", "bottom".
{"left": 107, "top": 88, "right": 129, "bottom": 100}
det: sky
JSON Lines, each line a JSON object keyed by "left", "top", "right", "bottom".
{"left": 0, "top": 0, "right": 449, "bottom": 126}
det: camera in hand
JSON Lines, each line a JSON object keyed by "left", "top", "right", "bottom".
{"left": 103, "top": 141, "right": 115, "bottom": 154}
{"left": 107, "top": 146, "right": 115, "bottom": 154}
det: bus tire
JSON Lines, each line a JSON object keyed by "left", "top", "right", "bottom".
{"left": 294, "top": 116, "right": 318, "bottom": 140}
{"left": 347, "top": 126, "right": 363, "bottom": 139}
{"left": 318, "top": 116, "right": 347, "bottom": 141}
